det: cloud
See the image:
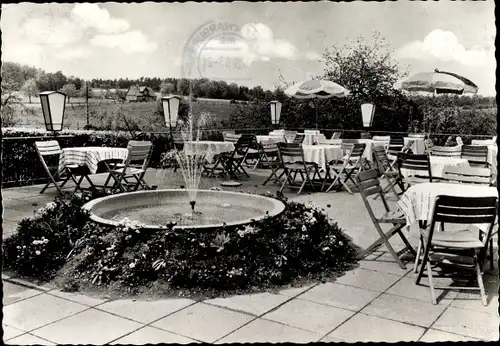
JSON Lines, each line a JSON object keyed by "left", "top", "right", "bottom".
{"left": 2, "top": 42, "right": 46, "bottom": 66}
{"left": 90, "top": 30, "right": 158, "bottom": 53}
{"left": 240, "top": 23, "right": 299, "bottom": 60}
{"left": 55, "top": 46, "right": 92, "bottom": 61}
{"left": 395, "top": 29, "right": 489, "bottom": 66}
{"left": 70, "top": 4, "right": 129, "bottom": 34}
{"left": 304, "top": 51, "right": 323, "bottom": 61}
{"left": 22, "top": 16, "right": 83, "bottom": 47}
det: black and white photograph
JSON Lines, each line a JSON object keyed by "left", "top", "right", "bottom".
{"left": 1, "top": 1, "right": 498, "bottom": 344}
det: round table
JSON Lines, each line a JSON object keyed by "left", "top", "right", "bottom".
{"left": 401, "top": 156, "right": 470, "bottom": 179}
{"left": 183, "top": 141, "right": 235, "bottom": 163}
{"left": 303, "top": 133, "right": 327, "bottom": 145}
{"left": 397, "top": 182, "right": 498, "bottom": 228}
{"left": 58, "top": 147, "right": 129, "bottom": 175}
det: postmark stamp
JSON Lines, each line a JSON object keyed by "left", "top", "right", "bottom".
{"left": 182, "top": 20, "right": 252, "bottom": 81}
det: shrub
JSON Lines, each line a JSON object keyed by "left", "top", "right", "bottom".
{"left": 3, "top": 191, "right": 358, "bottom": 296}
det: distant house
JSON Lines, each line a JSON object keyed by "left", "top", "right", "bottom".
{"left": 106, "top": 88, "right": 128, "bottom": 100}
{"left": 125, "top": 85, "right": 157, "bottom": 102}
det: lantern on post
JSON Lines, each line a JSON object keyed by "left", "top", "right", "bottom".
{"left": 269, "top": 100, "right": 282, "bottom": 128}
{"left": 162, "top": 95, "right": 181, "bottom": 145}
{"left": 39, "top": 91, "right": 67, "bottom": 133}
{"left": 361, "top": 102, "right": 376, "bottom": 138}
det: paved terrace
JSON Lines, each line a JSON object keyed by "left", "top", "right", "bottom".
{"left": 2, "top": 169, "right": 499, "bottom": 344}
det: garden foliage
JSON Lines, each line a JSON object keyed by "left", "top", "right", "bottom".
{"left": 2, "top": 191, "right": 358, "bottom": 295}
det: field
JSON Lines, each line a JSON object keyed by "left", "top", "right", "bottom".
{"left": 12, "top": 97, "right": 241, "bottom": 131}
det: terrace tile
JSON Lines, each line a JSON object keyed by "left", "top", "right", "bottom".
{"left": 5, "top": 333, "right": 56, "bottom": 345}
{"left": 216, "top": 318, "right": 320, "bottom": 344}
{"left": 277, "top": 283, "right": 317, "bottom": 297}
{"left": 386, "top": 277, "right": 458, "bottom": 303}
{"left": 326, "top": 313, "right": 425, "bottom": 342}
{"left": 419, "top": 329, "right": 480, "bottom": 342}
{"left": 111, "top": 326, "right": 199, "bottom": 344}
{"left": 358, "top": 258, "right": 412, "bottom": 275}
{"left": 263, "top": 298, "right": 355, "bottom": 334}
{"left": 450, "top": 291, "right": 499, "bottom": 315}
{"left": 3, "top": 281, "right": 44, "bottom": 306}
{"left": 204, "top": 292, "right": 290, "bottom": 316}
{"left": 2, "top": 220, "right": 19, "bottom": 239}
{"left": 432, "top": 306, "right": 500, "bottom": 341}
{"left": 97, "top": 297, "right": 196, "bottom": 323}
{"left": 334, "top": 267, "right": 402, "bottom": 292}
{"left": 2, "top": 205, "right": 41, "bottom": 222}
{"left": 3, "top": 293, "right": 88, "bottom": 331}
{"left": 360, "top": 293, "right": 448, "bottom": 327}
{"left": 2, "top": 324, "right": 25, "bottom": 340}
{"left": 151, "top": 302, "right": 253, "bottom": 343}
{"left": 48, "top": 289, "right": 109, "bottom": 307}
{"left": 298, "top": 282, "right": 380, "bottom": 311}
{"left": 31, "top": 308, "right": 143, "bottom": 344}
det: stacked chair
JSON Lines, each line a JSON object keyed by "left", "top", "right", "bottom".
{"left": 372, "top": 146, "right": 404, "bottom": 200}
{"left": 461, "top": 145, "right": 489, "bottom": 168}
{"left": 431, "top": 145, "right": 462, "bottom": 157}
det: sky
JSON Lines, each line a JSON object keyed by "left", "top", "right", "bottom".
{"left": 1, "top": 1, "right": 496, "bottom": 95}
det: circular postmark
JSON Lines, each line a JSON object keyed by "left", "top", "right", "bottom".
{"left": 182, "top": 20, "right": 251, "bottom": 81}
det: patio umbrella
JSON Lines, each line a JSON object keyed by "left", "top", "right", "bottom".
{"left": 397, "top": 69, "right": 478, "bottom": 134}
{"left": 284, "top": 79, "right": 350, "bottom": 129}
{"left": 399, "top": 68, "right": 478, "bottom": 95}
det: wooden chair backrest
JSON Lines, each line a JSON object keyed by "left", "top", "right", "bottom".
{"left": 373, "top": 146, "right": 392, "bottom": 173}
{"left": 356, "top": 169, "right": 391, "bottom": 214}
{"left": 261, "top": 140, "right": 279, "bottom": 155}
{"left": 125, "top": 141, "right": 153, "bottom": 169}
{"left": 347, "top": 143, "right": 366, "bottom": 159}
{"left": 342, "top": 139, "right": 360, "bottom": 145}
{"left": 293, "top": 133, "right": 306, "bottom": 144}
{"left": 461, "top": 145, "right": 488, "bottom": 165}
{"left": 432, "top": 196, "right": 497, "bottom": 225}
{"left": 35, "top": 140, "right": 62, "bottom": 156}
{"left": 431, "top": 145, "right": 462, "bottom": 157}
{"left": 277, "top": 142, "right": 304, "bottom": 160}
{"left": 223, "top": 133, "right": 241, "bottom": 143}
{"left": 331, "top": 132, "right": 341, "bottom": 139}
{"left": 397, "top": 153, "right": 432, "bottom": 181}
{"left": 442, "top": 166, "right": 492, "bottom": 185}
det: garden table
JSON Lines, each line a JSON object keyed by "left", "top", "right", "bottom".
{"left": 401, "top": 156, "right": 469, "bottom": 179}
{"left": 183, "top": 141, "right": 235, "bottom": 163}
{"left": 282, "top": 145, "right": 343, "bottom": 171}
{"left": 256, "top": 134, "right": 285, "bottom": 143}
{"left": 303, "top": 133, "right": 327, "bottom": 145}
{"left": 58, "top": 146, "right": 129, "bottom": 175}
{"left": 404, "top": 137, "right": 426, "bottom": 154}
{"left": 397, "top": 182, "right": 498, "bottom": 230}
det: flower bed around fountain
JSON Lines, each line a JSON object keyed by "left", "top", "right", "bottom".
{"left": 2, "top": 191, "right": 359, "bottom": 298}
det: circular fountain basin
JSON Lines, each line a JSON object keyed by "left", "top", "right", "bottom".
{"left": 83, "top": 189, "right": 286, "bottom": 231}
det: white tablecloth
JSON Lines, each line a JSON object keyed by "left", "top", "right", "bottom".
{"left": 303, "top": 133, "right": 327, "bottom": 146}
{"left": 357, "top": 139, "right": 386, "bottom": 162}
{"left": 58, "top": 147, "right": 129, "bottom": 175}
{"left": 404, "top": 137, "right": 426, "bottom": 154}
{"left": 397, "top": 182, "right": 498, "bottom": 227}
{"left": 401, "top": 156, "right": 470, "bottom": 179}
{"left": 256, "top": 134, "right": 285, "bottom": 143}
{"left": 282, "top": 145, "right": 343, "bottom": 171}
{"left": 184, "top": 141, "right": 235, "bottom": 163}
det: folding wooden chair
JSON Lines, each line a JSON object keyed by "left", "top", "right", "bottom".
{"left": 442, "top": 166, "right": 496, "bottom": 270}
{"left": 387, "top": 137, "right": 404, "bottom": 159}
{"left": 35, "top": 141, "right": 94, "bottom": 195}
{"left": 431, "top": 145, "right": 462, "bottom": 158}
{"left": 397, "top": 153, "right": 433, "bottom": 189}
{"left": 372, "top": 136, "right": 391, "bottom": 152}
{"left": 324, "top": 143, "right": 366, "bottom": 193}
{"left": 415, "top": 195, "right": 498, "bottom": 305}
{"left": 293, "top": 133, "right": 305, "bottom": 144}
{"left": 261, "top": 141, "right": 286, "bottom": 185}
{"left": 216, "top": 134, "right": 253, "bottom": 179}
{"left": 284, "top": 130, "right": 297, "bottom": 143}
{"left": 276, "top": 142, "right": 322, "bottom": 195}
{"left": 106, "top": 141, "right": 153, "bottom": 193}
{"left": 240, "top": 134, "right": 260, "bottom": 169}
{"left": 372, "top": 146, "right": 404, "bottom": 200}
{"left": 356, "top": 169, "right": 416, "bottom": 269}
{"left": 461, "top": 145, "right": 489, "bottom": 168}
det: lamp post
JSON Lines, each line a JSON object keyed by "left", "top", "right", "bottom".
{"left": 39, "top": 91, "right": 67, "bottom": 135}
{"left": 162, "top": 95, "right": 181, "bottom": 147}
{"left": 269, "top": 100, "right": 282, "bottom": 130}
{"left": 361, "top": 102, "right": 375, "bottom": 139}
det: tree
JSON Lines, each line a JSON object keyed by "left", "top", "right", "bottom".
{"left": 60, "top": 83, "right": 77, "bottom": 103}
{"left": 21, "top": 78, "right": 39, "bottom": 103}
{"left": 160, "top": 81, "right": 175, "bottom": 96}
{"left": 322, "top": 32, "right": 407, "bottom": 101}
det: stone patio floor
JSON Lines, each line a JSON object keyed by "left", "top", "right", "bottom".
{"left": 2, "top": 168, "right": 499, "bottom": 344}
